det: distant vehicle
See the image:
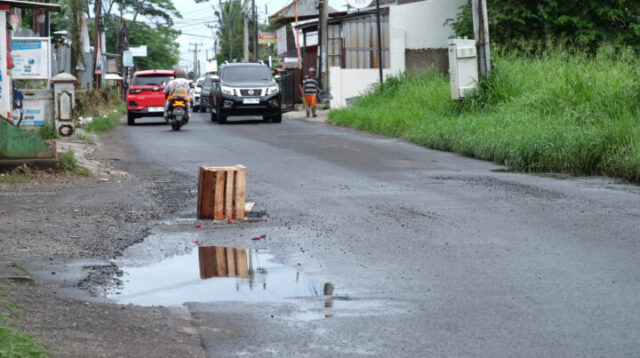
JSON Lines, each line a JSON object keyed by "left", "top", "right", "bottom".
{"left": 198, "top": 75, "right": 217, "bottom": 113}
{"left": 127, "top": 69, "right": 174, "bottom": 125}
{"left": 211, "top": 62, "right": 281, "bottom": 124}
{"left": 194, "top": 77, "right": 204, "bottom": 112}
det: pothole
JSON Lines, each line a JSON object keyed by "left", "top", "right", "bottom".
{"left": 106, "top": 245, "right": 343, "bottom": 307}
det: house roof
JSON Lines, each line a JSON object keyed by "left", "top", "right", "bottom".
{"left": 0, "top": 0, "right": 61, "bottom": 12}
{"left": 270, "top": 0, "right": 344, "bottom": 24}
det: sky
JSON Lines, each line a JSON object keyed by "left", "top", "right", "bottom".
{"left": 172, "top": 0, "right": 348, "bottom": 74}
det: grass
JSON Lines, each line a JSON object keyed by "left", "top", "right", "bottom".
{"left": 75, "top": 134, "right": 94, "bottom": 143}
{"left": 37, "top": 124, "right": 57, "bottom": 140}
{"left": 330, "top": 46, "right": 640, "bottom": 183}
{"left": 78, "top": 87, "right": 127, "bottom": 134}
{"left": 0, "top": 174, "right": 31, "bottom": 184}
{"left": 0, "top": 266, "right": 50, "bottom": 357}
{"left": 58, "top": 151, "right": 90, "bottom": 176}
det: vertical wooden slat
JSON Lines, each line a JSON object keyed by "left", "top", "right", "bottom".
{"left": 201, "top": 170, "right": 215, "bottom": 219}
{"left": 234, "top": 165, "right": 247, "bottom": 219}
{"left": 224, "top": 170, "right": 235, "bottom": 219}
{"left": 213, "top": 246, "right": 227, "bottom": 276}
{"left": 235, "top": 249, "right": 249, "bottom": 278}
{"left": 213, "top": 171, "right": 226, "bottom": 220}
{"left": 198, "top": 246, "right": 217, "bottom": 279}
{"left": 225, "top": 247, "right": 236, "bottom": 277}
{"left": 196, "top": 166, "right": 204, "bottom": 219}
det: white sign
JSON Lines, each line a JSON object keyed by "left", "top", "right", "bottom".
{"left": 276, "top": 26, "right": 288, "bottom": 55}
{"left": 11, "top": 37, "right": 51, "bottom": 80}
{"left": 123, "top": 51, "right": 133, "bottom": 66}
{"left": 305, "top": 31, "right": 318, "bottom": 47}
{"left": 347, "top": 0, "right": 372, "bottom": 9}
{"left": 0, "top": 12, "right": 11, "bottom": 118}
{"left": 15, "top": 99, "right": 46, "bottom": 126}
{"left": 129, "top": 45, "right": 147, "bottom": 57}
{"left": 205, "top": 60, "right": 218, "bottom": 73}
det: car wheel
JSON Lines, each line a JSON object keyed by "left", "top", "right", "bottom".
{"left": 216, "top": 105, "right": 227, "bottom": 124}
{"left": 127, "top": 112, "right": 136, "bottom": 125}
{"left": 272, "top": 113, "right": 282, "bottom": 123}
{"left": 210, "top": 108, "right": 217, "bottom": 122}
{"left": 200, "top": 106, "right": 205, "bottom": 113}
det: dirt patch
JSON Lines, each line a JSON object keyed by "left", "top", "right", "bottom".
{"left": 0, "top": 124, "right": 204, "bottom": 357}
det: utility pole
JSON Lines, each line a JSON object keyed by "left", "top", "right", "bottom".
{"left": 472, "top": 0, "right": 491, "bottom": 77}
{"left": 252, "top": 0, "right": 258, "bottom": 61}
{"left": 93, "top": 0, "right": 102, "bottom": 88}
{"left": 190, "top": 42, "right": 203, "bottom": 79}
{"left": 375, "top": 0, "right": 383, "bottom": 83}
{"left": 243, "top": 0, "right": 249, "bottom": 62}
{"left": 318, "top": 0, "right": 328, "bottom": 88}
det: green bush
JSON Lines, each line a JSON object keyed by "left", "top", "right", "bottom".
{"left": 37, "top": 124, "right": 57, "bottom": 140}
{"left": 59, "top": 151, "right": 89, "bottom": 176}
{"left": 330, "top": 46, "right": 640, "bottom": 183}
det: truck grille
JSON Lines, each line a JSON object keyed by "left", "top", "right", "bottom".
{"left": 239, "top": 89, "right": 263, "bottom": 97}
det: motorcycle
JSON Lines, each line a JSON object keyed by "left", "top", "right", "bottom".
{"left": 166, "top": 98, "right": 189, "bottom": 131}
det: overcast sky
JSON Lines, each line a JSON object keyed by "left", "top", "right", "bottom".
{"left": 172, "top": 0, "right": 348, "bottom": 73}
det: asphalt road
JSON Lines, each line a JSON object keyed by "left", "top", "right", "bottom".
{"left": 119, "top": 112, "right": 640, "bottom": 357}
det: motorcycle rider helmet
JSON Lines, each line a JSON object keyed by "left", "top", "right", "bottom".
{"left": 174, "top": 68, "right": 187, "bottom": 79}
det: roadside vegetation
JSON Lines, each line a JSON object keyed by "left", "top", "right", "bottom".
{"left": 0, "top": 265, "right": 49, "bottom": 357}
{"left": 77, "top": 89, "right": 127, "bottom": 134}
{"left": 330, "top": 46, "right": 640, "bottom": 183}
{"left": 59, "top": 151, "right": 90, "bottom": 176}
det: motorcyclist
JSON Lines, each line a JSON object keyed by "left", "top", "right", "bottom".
{"left": 164, "top": 68, "right": 191, "bottom": 120}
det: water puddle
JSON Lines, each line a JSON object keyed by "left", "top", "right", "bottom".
{"left": 107, "top": 246, "right": 341, "bottom": 307}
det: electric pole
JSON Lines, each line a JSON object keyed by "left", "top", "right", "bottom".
{"left": 190, "top": 42, "right": 203, "bottom": 79}
{"left": 93, "top": 0, "right": 102, "bottom": 88}
{"left": 318, "top": 0, "right": 328, "bottom": 88}
{"left": 375, "top": 0, "right": 383, "bottom": 83}
{"left": 243, "top": 0, "right": 249, "bottom": 62}
{"left": 472, "top": 0, "right": 491, "bottom": 77}
{"left": 252, "top": 0, "right": 258, "bottom": 61}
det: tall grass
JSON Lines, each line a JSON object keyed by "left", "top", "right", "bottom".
{"left": 330, "top": 46, "right": 640, "bottom": 182}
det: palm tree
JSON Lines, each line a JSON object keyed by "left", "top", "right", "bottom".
{"left": 215, "top": 0, "right": 243, "bottom": 61}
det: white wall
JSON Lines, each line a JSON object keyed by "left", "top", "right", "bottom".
{"left": 389, "top": 0, "right": 465, "bottom": 75}
{"left": 329, "top": 67, "right": 391, "bottom": 109}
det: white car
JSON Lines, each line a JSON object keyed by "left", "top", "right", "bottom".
{"left": 193, "top": 77, "right": 205, "bottom": 111}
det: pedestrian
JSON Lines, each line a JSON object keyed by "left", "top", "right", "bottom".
{"left": 302, "top": 67, "right": 321, "bottom": 118}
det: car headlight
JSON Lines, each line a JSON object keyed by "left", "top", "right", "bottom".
{"left": 266, "top": 86, "right": 279, "bottom": 95}
{"left": 221, "top": 86, "right": 235, "bottom": 96}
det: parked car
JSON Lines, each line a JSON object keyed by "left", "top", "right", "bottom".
{"left": 193, "top": 77, "right": 204, "bottom": 112}
{"left": 199, "top": 75, "right": 217, "bottom": 112}
{"left": 127, "top": 69, "right": 174, "bottom": 125}
{"left": 211, "top": 62, "right": 281, "bottom": 124}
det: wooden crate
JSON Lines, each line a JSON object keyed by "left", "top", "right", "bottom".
{"left": 197, "top": 165, "right": 247, "bottom": 220}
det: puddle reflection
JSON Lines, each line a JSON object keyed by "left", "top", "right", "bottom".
{"left": 107, "top": 246, "right": 339, "bottom": 307}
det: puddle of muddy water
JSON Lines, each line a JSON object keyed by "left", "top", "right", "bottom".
{"left": 107, "top": 246, "right": 341, "bottom": 307}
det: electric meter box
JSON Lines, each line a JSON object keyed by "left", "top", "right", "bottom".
{"left": 448, "top": 39, "right": 478, "bottom": 100}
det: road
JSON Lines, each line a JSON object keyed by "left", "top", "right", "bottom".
{"left": 117, "top": 112, "right": 640, "bottom": 357}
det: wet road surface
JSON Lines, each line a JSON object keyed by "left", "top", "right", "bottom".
{"left": 117, "top": 113, "right": 640, "bottom": 357}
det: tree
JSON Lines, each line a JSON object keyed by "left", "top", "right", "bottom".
{"left": 105, "top": 21, "right": 180, "bottom": 69}
{"left": 447, "top": 0, "right": 640, "bottom": 49}
{"left": 214, "top": 0, "right": 244, "bottom": 62}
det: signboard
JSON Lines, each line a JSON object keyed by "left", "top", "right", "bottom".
{"left": 0, "top": 13, "right": 11, "bottom": 118}
{"left": 129, "top": 45, "right": 147, "bottom": 57}
{"left": 347, "top": 0, "right": 372, "bottom": 9}
{"left": 276, "top": 26, "right": 288, "bottom": 55}
{"left": 16, "top": 99, "right": 46, "bottom": 126}
{"left": 11, "top": 37, "right": 51, "bottom": 80}
{"left": 305, "top": 31, "right": 318, "bottom": 47}
{"left": 123, "top": 51, "right": 133, "bottom": 66}
{"left": 205, "top": 60, "right": 218, "bottom": 73}
{"left": 258, "top": 33, "right": 277, "bottom": 44}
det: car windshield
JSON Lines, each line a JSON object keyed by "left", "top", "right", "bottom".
{"left": 223, "top": 66, "right": 272, "bottom": 82}
{"left": 133, "top": 75, "right": 173, "bottom": 86}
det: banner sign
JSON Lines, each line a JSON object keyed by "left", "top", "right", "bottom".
{"left": 123, "top": 51, "right": 133, "bottom": 66}
{"left": 305, "top": 31, "right": 318, "bottom": 47}
{"left": 11, "top": 37, "right": 51, "bottom": 80}
{"left": 258, "top": 33, "right": 277, "bottom": 44}
{"left": 347, "top": 0, "right": 372, "bottom": 9}
{"left": 129, "top": 45, "right": 147, "bottom": 57}
{"left": 16, "top": 99, "right": 46, "bottom": 126}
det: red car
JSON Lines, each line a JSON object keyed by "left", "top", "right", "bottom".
{"left": 127, "top": 69, "right": 175, "bottom": 125}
